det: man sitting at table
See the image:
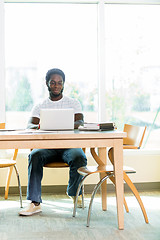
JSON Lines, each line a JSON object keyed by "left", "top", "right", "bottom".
{"left": 19, "top": 68, "right": 87, "bottom": 216}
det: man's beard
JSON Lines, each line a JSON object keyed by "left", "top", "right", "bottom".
{"left": 48, "top": 86, "right": 64, "bottom": 98}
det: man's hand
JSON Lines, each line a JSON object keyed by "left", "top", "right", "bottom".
{"left": 27, "top": 117, "right": 40, "bottom": 129}
{"left": 74, "top": 113, "right": 84, "bottom": 129}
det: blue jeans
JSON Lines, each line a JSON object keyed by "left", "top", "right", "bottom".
{"left": 27, "top": 148, "right": 87, "bottom": 203}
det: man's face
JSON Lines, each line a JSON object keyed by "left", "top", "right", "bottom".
{"left": 48, "top": 74, "right": 64, "bottom": 97}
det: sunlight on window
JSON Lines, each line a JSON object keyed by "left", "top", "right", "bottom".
{"left": 105, "top": 4, "right": 160, "bottom": 149}
{"left": 5, "top": 3, "right": 98, "bottom": 128}
{"left": 4, "top": 2, "right": 160, "bottom": 148}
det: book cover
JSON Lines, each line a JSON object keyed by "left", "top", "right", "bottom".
{"left": 79, "top": 122, "right": 116, "bottom": 131}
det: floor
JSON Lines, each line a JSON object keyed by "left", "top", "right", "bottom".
{"left": 0, "top": 191, "right": 160, "bottom": 240}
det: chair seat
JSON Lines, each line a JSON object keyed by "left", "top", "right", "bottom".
{"left": 78, "top": 165, "right": 136, "bottom": 176}
{"left": 123, "top": 145, "right": 139, "bottom": 149}
{"left": 0, "top": 159, "right": 16, "bottom": 168}
{"left": 0, "top": 123, "right": 22, "bottom": 207}
{"left": 44, "top": 162, "right": 69, "bottom": 168}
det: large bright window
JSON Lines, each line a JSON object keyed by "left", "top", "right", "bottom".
{"left": 105, "top": 4, "right": 160, "bottom": 149}
{"left": 5, "top": 3, "right": 98, "bottom": 128}
{"left": 2, "top": 1, "right": 160, "bottom": 149}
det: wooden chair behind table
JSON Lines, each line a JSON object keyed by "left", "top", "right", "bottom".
{"left": 43, "top": 148, "right": 86, "bottom": 205}
{"left": 73, "top": 124, "right": 148, "bottom": 227}
{"left": 0, "top": 123, "right": 22, "bottom": 208}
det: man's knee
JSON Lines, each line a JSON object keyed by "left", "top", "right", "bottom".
{"left": 71, "top": 148, "right": 87, "bottom": 167}
{"left": 28, "top": 149, "right": 44, "bottom": 168}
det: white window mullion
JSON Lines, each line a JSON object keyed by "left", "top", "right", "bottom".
{"left": 0, "top": 0, "right": 5, "bottom": 124}
{"left": 98, "top": 0, "right": 106, "bottom": 122}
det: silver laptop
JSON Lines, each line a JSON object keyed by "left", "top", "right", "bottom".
{"left": 40, "top": 108, "right": 74, "bottom": 130}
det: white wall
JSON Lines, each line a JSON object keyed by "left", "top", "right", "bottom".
{"left": 0, "top": 149, "right": 160, "bottom": 188}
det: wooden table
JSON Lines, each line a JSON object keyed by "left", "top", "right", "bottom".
{"left": 0, "top": 129, "right": 126, "bottom": 229}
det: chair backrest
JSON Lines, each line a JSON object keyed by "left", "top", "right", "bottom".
{"left": 0, "top": 123, "right": 18, "bottom": 160}
{"left": 0, "top": 123, "right": 5, "bottom": 129}
{"left": 123, "top": 124, "right": 146, "bottom": 149}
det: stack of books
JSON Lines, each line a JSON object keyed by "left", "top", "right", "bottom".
{"left": 78, "top": 122, "right": 116, "bottom": 131}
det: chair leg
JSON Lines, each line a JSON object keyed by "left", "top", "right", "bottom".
{"left": 123, "top": 197, "right": 129, "bottom": 213}
{"left": 123, "top": 172, "right": 149, "bottom": 223}
{"left": 73, "top": 174, "right": 88, "bottom": 217}
{"left": 5, "top": 166, "right": 14, "bottom": 199}
{"left": 109, "top": 175, "right": 129, "bottom": 213}
{"left": 81, "top": 184, "right": 85, "bottom": 209}
{"left": 14, "top": 165, "right": 23, "bottom": 208}
{"left": 87, "top": 173, "right": 114, "bottom": 227}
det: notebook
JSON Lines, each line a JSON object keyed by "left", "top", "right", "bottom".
{"left": 78, "top": 122, "right": 116, "bottom": 131}
{"left": 40, "top": 108, "right": 74, "bottom": 130}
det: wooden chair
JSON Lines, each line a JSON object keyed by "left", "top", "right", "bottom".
{"left": 123, "top": 123, "right": 146, "bottom": 149}
{"left": 0, "top": 123, "right": 22, "bottom": 208}
{"left": 73, "top": 124, "right": 149, "bottom": 226}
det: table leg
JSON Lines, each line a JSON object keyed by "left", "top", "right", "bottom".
{"left": 98, "top": 147, "right": 107, "bottom": 211}
{"left": 113, "top": 139, "right": 124, "bottom": 230}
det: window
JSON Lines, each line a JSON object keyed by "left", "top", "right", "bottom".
{"left": 5, "top": 2, "right": 98, "bottom": 128}
{"left": 105, "top": 4, "right": 160, "bottom": 149}
{"left": 1, "top": 1, "right": 160, "bottom": 149}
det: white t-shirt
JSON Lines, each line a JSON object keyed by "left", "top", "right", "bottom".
{"left": 31, "top": 96, "right": 82, "bottom": 119}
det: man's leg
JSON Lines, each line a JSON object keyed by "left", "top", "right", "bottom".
{"left": 27, "top": 149, "right": 58, "bottom": 203}
{"left": 19, "top": 149, "right": 58, "bottom": 216}
{"left": 60, "top": 148, "right": 87, "bottom": 196}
